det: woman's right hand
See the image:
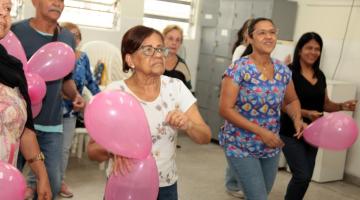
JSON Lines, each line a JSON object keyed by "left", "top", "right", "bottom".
{"left": 306, "top": 110, "right": 323, "bottom": 121}
{"left": 259, "top": 129, "right": 284, "bottom": 148}
{"left": 37, "top": 175, "right": 52, "bottom": 200}
{"left": 112, "top": 155, "right": 133, "bottom": 176}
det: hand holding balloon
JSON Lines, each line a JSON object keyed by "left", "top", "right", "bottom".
{"left": 293, "top": 120, "right": 307, "bottom": 139}
{"left": 340, "top": 100, "right": 357, "bottom": 111}
{"left": 105, "top": 155, "right": 159, "bottom": 200}
{"left": 112, "top": 155, "right": 133, "bottom": 176}
{"left": 303, "top": 112, "right": 359, "bottom": 150}
{"left": 305, "top": 110, "right": 323, "bottom": 121}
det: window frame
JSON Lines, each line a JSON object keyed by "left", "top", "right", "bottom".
{"left": 10, "top": 0, "right": 23, "bottom": 19}
{"left": 143, "top": 0, "right": 196, "bottom": 38}
{"left": 59, "top": 0, "right": 120, "bottom": 29}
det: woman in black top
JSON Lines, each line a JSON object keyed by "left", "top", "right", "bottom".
{"left": 162, "top": 25, "right": 192, "bottom": 90}
{"left": 279, "top": 32, "right": 357, "bottom": 200}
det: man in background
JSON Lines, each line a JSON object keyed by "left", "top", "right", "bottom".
{"left": 11, "top": 0, "right": 85, "bottom": 199}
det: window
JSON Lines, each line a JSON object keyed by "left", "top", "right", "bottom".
{"left": 143, "top": 0, "right": 195, "bottom": 37}
{"left": 59, "top": 0, "right": 120, "bottom": 29}
{"left": 10, "top": 0, "right": 23, "bottom": 19}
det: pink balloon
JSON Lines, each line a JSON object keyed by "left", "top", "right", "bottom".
{"left": 105, "top": 155, "right": 159, "bottom": 200}
{"left": 84, "top": 90, "right": 152, "bottom": 159}
{"left": 27, "top": 42, "right": 75, "bottom": 81}
{"left": 303, "top": 112, "right": 359, "bottom": 150}
{"left": 0, "top": 31, "right": 28, "bottom": 71}
{"left": 0, "top": 161, "right": 26, "bottom": 200}
{"left": 31, "top": 102, "right": 42, "bottom": 118}
{"left": 25, "top": 73, "right": 46, "bottom": 105}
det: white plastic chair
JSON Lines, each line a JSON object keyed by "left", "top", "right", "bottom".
{"left": 178, "top": 45, "right": 187, "bottom": 60}
{"left": 72, "top": 41, "right": 130, "bottom": 170}
{"left": 80, "top": 40, "right": 132, "bottom": 84}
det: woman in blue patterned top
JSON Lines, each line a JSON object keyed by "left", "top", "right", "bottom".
{"left": 59, "top": 22, "right": 101, "bottom": 198}
{"left": 219, "top": 18, "right": 305, "bottom": 200}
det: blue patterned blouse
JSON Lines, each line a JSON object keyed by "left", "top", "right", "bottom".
{"left": 63, "top": 52, "right": 100, "bottom": 118}
{"left": 219, "top": 56, "right": 292, "bottom": 158}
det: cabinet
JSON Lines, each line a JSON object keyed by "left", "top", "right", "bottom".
{"left": 311, "top": 80, "right": 357, "bottom": 182}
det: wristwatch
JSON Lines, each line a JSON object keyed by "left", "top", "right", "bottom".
{"left": 28, "top": 152, "right": 45, "bottom": 164}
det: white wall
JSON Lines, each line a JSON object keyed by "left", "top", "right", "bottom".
{"left": 293, "top": 0, "right": 360, "bottom": 179}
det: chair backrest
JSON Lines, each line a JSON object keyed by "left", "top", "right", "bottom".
{"left": 178, "top": 44, "right": 187, "bottom": 60}
{"left": 80, "top": 41, "right": 132, "bottom": 84}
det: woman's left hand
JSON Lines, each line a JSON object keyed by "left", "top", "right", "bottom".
{"left": 165, "top": 109, "right": 192, "bottom": 131}
{"left": 112, "top": 155, "right": 133, "bottom": 176}
{"left": 293, "top": 119, "right": 307, "bottom": 139}
{"left": 73, "top": 93, "right": 86, "bottom": 112}
{"left": 341, "top": 100, "right": 358, "bottom": 111}
{"left": 37, "top": 175, "right": 52, "bottom": 200}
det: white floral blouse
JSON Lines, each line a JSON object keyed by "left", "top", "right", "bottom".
{"left": 0, "top": 83, "right": 27, "bottom": 166}
{"left": 106, "top": 75, "right": 196, "bottom": 187}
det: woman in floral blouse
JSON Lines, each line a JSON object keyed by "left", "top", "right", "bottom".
{"left": 87, "top": 25, "right": 211, "bottom": 200}
{"left": 219, "top": 18, "right": 305, "bottom": 200}
{"left": 0, "top": 0, "right": 51, "bottom": 199}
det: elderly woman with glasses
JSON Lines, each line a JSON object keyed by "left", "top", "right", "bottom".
{"left": 87, "top": 25, "right": 211, "bottom": 200}
{"left": 219, "top": 18, "right": 304, "bottom": 200}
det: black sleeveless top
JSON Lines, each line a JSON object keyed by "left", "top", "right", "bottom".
{"left": 279, "top": 67, "right": 327, "bottom": 137}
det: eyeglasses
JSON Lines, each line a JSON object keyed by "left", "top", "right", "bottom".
{"left": 253, "top": 29, "right": 279, "bottom": 37}
{"left": 138, "top": 45, "right": 169, "bottom": 57}
{"left": 71, "top": 32, "right": 81, "bottom": 40}
{"left": 165, "top": 36, "right": 182, "bottom": 44}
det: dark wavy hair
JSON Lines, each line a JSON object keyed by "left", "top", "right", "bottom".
{"left": 231, "top": 19, "right": 252, "bottom": 54}
{"left": 291, "top": 32, "right": 323, "bottom": 78}
{"left": 241, "top": 17, "right": 275, "bottom": 57}
{"left": 121, "top": 25, "right": 163, "bottom": 73}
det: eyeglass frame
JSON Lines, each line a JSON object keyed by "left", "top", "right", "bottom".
{"left": 252, "top": 28, "right": 279, "bottom": 37}
{"left": 138, "top": 45, "right": 169, "bottom": 57}
{"left": 70, "top": 30, "right": 82, "bottom": 40}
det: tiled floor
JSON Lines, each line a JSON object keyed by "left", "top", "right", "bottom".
{"left": 59, "top": 134, "right": 360, "bottom": 200}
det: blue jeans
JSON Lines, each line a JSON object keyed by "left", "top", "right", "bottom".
{"left": 157, "top": 182, "right": 177, "bottom": 200}
{"left": 61, "top": 117, "right": 76, "bottom": 180}
{"left": 226, "top": 153, "right": 280, "bottom": 200}
{"left": 280, "top": 135, "right": 318, "bottom": 200}
{"left": 17, "top": 130, "right": 63, "bottom": 200}
{"left": 225, "top": 165, "right": 242, "bottom": 191}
